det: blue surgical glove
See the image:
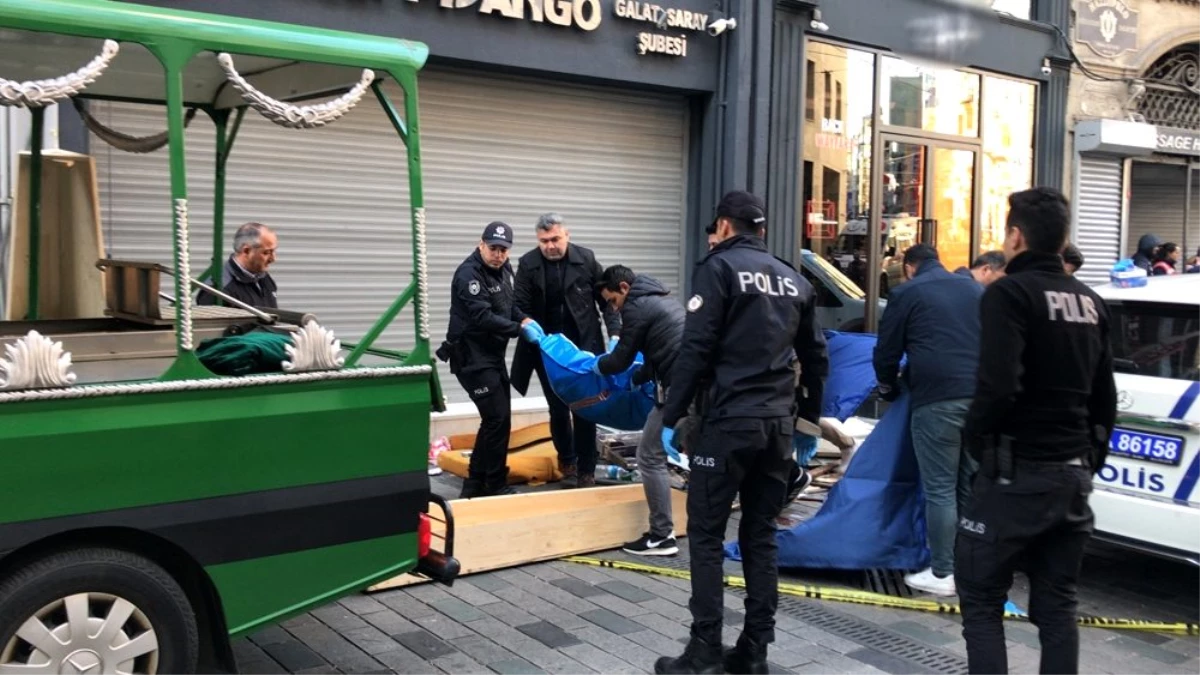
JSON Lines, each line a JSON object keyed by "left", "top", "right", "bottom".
{"left": 661, "top": 427, "right": 679, "bottom": 462}
{"left": 607, "top": 336, "right": 620, "bottom": 353}
{"left": 793, "top": 432, "right": 819, "bottom": 467}
{"left": 520, "top": 320, "right": 545, "bottom": 344}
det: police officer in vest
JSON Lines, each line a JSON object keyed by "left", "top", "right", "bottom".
{"left": 958, "top": 188, "right": 1117, "bottom": 674}
{"left": 440, "top": 222, "right": 543, "bottom": 499}
{"left": 657, "top": 191, "right": 829, "bottom": 674}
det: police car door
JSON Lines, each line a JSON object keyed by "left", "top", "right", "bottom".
{"left": 1093, "top": 286, "right": 1200, "bottom": 563}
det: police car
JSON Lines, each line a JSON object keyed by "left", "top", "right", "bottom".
{"left": 1092, "top": 273, "right": 1200, "bottom": 565}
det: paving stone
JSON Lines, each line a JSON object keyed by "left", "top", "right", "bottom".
{"left": 285, "top": 619, "right": 382, "bottom": 673}
{"left": 579, "top": 607, "right": 646, "bottom": 635}
{"left": 626, "top": 629, "right": 691, "bottom": 657}
{"left": 481, "top": 599, "right": 539, "bottom": 626}
{"left": 846, "top": 647, "right": 926, "bottom": 674}
{"left": 429, "top": 596, "right": 486, "bottom": 623}
{"left": 413, "top": 609, "right": 479, "bottom": 640}
{"left": 372, "top": 589, "right": 438, "bottom": 618}
{"left": 628, "top": 610, "right": 692, "bottom": 640}
{"left": 548, "top": 560, "right": 613, "bottom": 584}
{"left": 517, "top": 620, "right": 583, "bottom": 648}
{"left": 404, "top": 583, "right": 455, "bottom": 605}
{"left": 339, "top": 626, "right": 402, "bottom": 656}
{"left": 233, "top": 638, "right": 291, "bottom": 674}
{"left": 549, "top": 577, "right": 606, "bottom": 598}
{"left": 520, "top": 578, "right": 600, "bottom": 613}
{"left": 359, "top": 609, "right": 420, "bottom": 636}
{"left": 638, "top": 597, "right": 693, "bottom": 623}
{"left": 394, "top": 629, "right": 458, "bottom": 660}
{"left": 724, "top": 607, "right": 746, "bottom": 626}
{"left": 261, "top": 639, "right": 328, "bottom": 672}
{"left": 523, "top": 561, "right": 571, "bottom": 581}
{"left": 292, "top": 667, "right": 338, "bottom": 674}
{"left": 338, "top": 593, "right": 388, "bottom": 616}
{"left": 504, "top": 637, "right": 596, "bottom": 674}
{"left": 465, "top": 573, "right": 514, "bottom": 592}
{"left": 490, "top": 583, "right": 592, "bottom": 629}
{"left": 766, "top": 661, "right": 794, "bottom": 674}
{"left": 463, "top": 616, "right": 532, "bottom": 645}
{"left": 616, "top": 573, "right": 693, "bottom": 606}
{"left": 766, "top": 644, "right": 816, "bottom": 669}
{"left": 1107, "top": 634, "right": 1192, "bottom": 665}
{"left": 597, "top": 580, "right": 658, "bottom": 603}
{"left": 441, "top": 578, "right": 503, "bottom": 607}
{"left": 432, "top": 651, "right": 492, "bottom": 674}
{"left": 588, "top": 590, "right": 655, "bottom": 617}
{"left": 450, "top": 634, "right": 517, "bottom": 665}
{"left": 1004, "top": 624, "right": 1043, "bottom": 650}
{"left": 371, "top": 645, "right": 437, "bottom": 674}
{"left": 249, "top": 625, "right": 294, "bottom": 647}
{"left": 489, "top": 567, "right": 543, "bottom": 586}
{"left": 572, "top": 625, "right": 662, "bottom": 669}
{"left": 281, "top": 613, "right": 324, "bottom": 631}
{"left": 490, "top": 657, "right": 548, "bottom": 674}
{"left": 885, "top": 620, "right": 957, "bottom": 648}
{"left": 311, "top": 604, "right": 371, "bottom": 633}
{"left": 1122, "top": 630, "right": 1174, "bottom": 646}
{"left": 560, "top": 641, "right": 643, "bottom": 674}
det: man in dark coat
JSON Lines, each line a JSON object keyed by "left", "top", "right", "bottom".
{"left": 197, "top": 222, "right": 279, "bottom": 309}
{"left": 594, "top": 265, "right": 686, "bottom": 555}
{"left": 511, "top": 213, "right": 620, "bottom": 488}
{"left": 1131, "top": 233, "right": 1161, "bottom": 272}
{"left": 874, "top": 243, "right": 984, "bottom": 597}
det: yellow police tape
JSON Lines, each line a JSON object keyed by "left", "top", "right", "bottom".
{"left": 564, "top": 556, "right": 1199, "bottom": 636}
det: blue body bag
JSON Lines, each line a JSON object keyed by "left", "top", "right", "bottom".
{"left": 538, "top": 333, "right": 657, "bottom": 431}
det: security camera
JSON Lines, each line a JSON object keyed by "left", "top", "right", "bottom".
{"left": 707, "top": 17, "right": 737, "bottom": 36}
{"left": 810, "top": 9, "right": 829, "bottom": 32}
{"left": 1041, "top": 58, "right": 1052, "bottom": 76}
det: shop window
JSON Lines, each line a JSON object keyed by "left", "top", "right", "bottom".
{"left": 980, "top": 75, "right": 1034, "bottom": 253}
{"left": 802, "top": 42, "right": 875, "bottom": 296}
{"left": 806, "top": 60, "right": 816, "bottom": 121}
{"left": 824, "top": 72, "right": 832, "bottom": 119}
{"left": 881, "top": 57, "right": 980, "bottom": 137}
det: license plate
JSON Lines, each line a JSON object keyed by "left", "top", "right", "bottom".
{"left": 1109, "top": 427, "right": 1186, "bottom": 467}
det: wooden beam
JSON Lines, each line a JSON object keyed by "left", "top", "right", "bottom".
{"left": 368, "top": 483, "right": 689, "bottom": 592}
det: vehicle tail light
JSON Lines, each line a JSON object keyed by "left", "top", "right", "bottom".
{"left": 418, "top": 513, "right": 432, "bottom": 558}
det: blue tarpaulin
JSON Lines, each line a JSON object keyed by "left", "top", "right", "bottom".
{"left": 538, "top": 333, "right": 657, "bottom": 431}
{"left": 726, "top": 331, "right": 930, "bottom": 571}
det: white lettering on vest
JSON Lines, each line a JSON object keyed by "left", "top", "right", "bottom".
{"left": 737, "top": 271, "right": 801, "bottom": 297}
{"left": 1045, "top": 291, "right": 1099, "bottom": 324}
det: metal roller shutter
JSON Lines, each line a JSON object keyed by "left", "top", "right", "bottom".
{"left": 1073, "top": 155, "right": 1124, "bottom": 286}
{"left": 1129, "top": 162, "right": 1198, "bottom": 262}
{"left": 91, "top": 68, "right": 688, "bottom": 404}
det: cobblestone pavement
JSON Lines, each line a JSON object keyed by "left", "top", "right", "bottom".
{"left": 233, "top": 486, "right": 1199, "bottom": 674}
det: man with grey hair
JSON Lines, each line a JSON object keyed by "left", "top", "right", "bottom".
{"left": 512, "top": 212, "right": 620, "bottom": 488}
{"left": 197, "top": 222, "right": 279, "bottom": 309}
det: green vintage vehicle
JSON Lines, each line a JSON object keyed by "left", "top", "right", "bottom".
{"left": 0, "top": 1, "right": 457, "bottom": 672}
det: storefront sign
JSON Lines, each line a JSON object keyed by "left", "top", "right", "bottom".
{"left": 1076, "top": 0, "right": 1138, "bottom": 58}
{"left": 1156, "top": 127, "right": 1200, "bottom": 156}
{"left": 814, "top": 133, "right": 853, "bottom": 151}
{"left": 406, "top": 0, "right": 602, "bottom": 31}
{"left": 614, "top": 0, "right": 708, "bottom": 57}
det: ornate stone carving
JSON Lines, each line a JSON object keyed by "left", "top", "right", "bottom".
{"left": 0, "top": 331, "right": 77, "bottom": 390}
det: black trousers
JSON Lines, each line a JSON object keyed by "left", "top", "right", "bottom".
{"left": 955, "top": 461, "right": 1094, "bottom": 674}
{"left": 456, "top": 367, "right": 511, "bottom": 492}
{"left": 687, "top": 416, "right": 793, "bottom": 645}
{"left": 534, "top": 359, "right": 597, "bottom": 475}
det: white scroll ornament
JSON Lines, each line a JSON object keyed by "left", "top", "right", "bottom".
{"left": 0, "top": 331, "right": 77, "bottom": 390}
{"left": 216, "top": 53, "right": 374, "bottom": 129}
{"left": 282, "top": 321, "right": 345, "bottom": 372}
{"left": 0, "top": 40, "right": 119, "bottom": 108}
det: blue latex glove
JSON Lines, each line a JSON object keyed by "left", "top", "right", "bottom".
{"left": 607, "top": 336, "right": 620, "bottom": 353}
{"left": 661, "top": 427, "right": 681, "bottom": 463}
{"left": 520, "top": 320, "right": 545, "bottom": 344}
{"left": 793, "top": 432, "right": 819, "bottom": 467}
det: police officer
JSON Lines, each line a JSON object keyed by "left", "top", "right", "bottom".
{"left": 958, "top": 187, "right": 1117, "bottom": 674}
{"left": 440, "top": 222, "right": 542, "bottom": 499}
{"left": 657, "top": 191, "right": 829, "bottom": 674}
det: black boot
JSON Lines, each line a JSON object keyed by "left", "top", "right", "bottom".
{"left": 654, "top": 636, "right": 725, "bottom": 674}
{"left": 723, "top": 635, "right": 768, "bottom": 674}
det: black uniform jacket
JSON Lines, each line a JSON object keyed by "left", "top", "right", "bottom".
{"left": 510, "top": 243, "right": 620, "bottom": 395}
{"left": 662, "top": 235, "right": 829, "bottom": 428}
{"left": 964, "top": 251, "right": 1117, "bottom": 461}
{"left": 445, "top": 249, "right": 528, "bottom": 375}
{"left": 596, "top": 275, "right": 686, "bottom": 388}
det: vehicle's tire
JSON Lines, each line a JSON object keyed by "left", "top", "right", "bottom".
{"left": 0, "top": 547, "right": 199, "bottom": 674}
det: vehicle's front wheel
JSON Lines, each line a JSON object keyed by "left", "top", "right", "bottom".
{"left": 0, "top": 547, "right": 199, "bottom": 675}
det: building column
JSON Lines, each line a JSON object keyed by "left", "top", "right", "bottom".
{"left": 1035, "top": 0, "right": 1072, "bottom": 191}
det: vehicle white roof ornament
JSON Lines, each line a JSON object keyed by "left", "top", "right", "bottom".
{"left": 0, "top": 331, "right": 77, "bottom": 391}
{"left": 283, "top": 321, "right": 345, "bottom": 372}
{"left": 217, "top": 52, "right": 374, "bottom": 129}
{"left": 0, "top": 39, "right": 119, "bottom": 108}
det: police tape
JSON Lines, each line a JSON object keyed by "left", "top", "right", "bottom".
{"left": 564, "top": 556, "right": 1198, "bottom": 635}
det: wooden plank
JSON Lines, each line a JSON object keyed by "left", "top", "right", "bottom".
{"left": 368, "top": 483, "right": 689, "bottom": 591}
{"left": 447, "top": 420, "right": 552, "bottom": 451}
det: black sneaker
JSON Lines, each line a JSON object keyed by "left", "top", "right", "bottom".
{"left": 623, "top": 533, "right": 679, "bottom": 556}
{"left": 785, "top": 466, "right": 811, "bottom": 504}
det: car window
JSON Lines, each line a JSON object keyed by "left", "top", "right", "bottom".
{"left": 802, "top": 252, "right": 866, "bottom": 300}
{"left": 1109, "top": 301, "right": 1200, "bottom": 380}
{"left": 800, "top": 266, "right": 843, "bottom": 308}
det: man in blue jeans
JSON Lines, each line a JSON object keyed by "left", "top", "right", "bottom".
{"left": 874, "top": 244, "right": 984, "bottom": 596}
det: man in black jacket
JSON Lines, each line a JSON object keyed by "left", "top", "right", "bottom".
{"left": 958, "top": 187, "right": 1116, "bottom": 674}
{"left": 443, "top": 222, "right": 540, "bottom": 499}
{"left": 197, "top": 222, "right": 279, "bottom": 309}
{"left": 658, "top": 191, "right": 827, "bottom": 674}
{"left": 874, "top": 243, "right": 984, "bottom": 597}
{"left": 594, "top": 265, "right": 686, "bottom": 556}
{"left": 512, "top": 213, "right": 620, "bottom": 488}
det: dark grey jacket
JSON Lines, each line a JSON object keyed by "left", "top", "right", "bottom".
{"left": 596, "top": 275, "right": 686, "bottom": 387}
